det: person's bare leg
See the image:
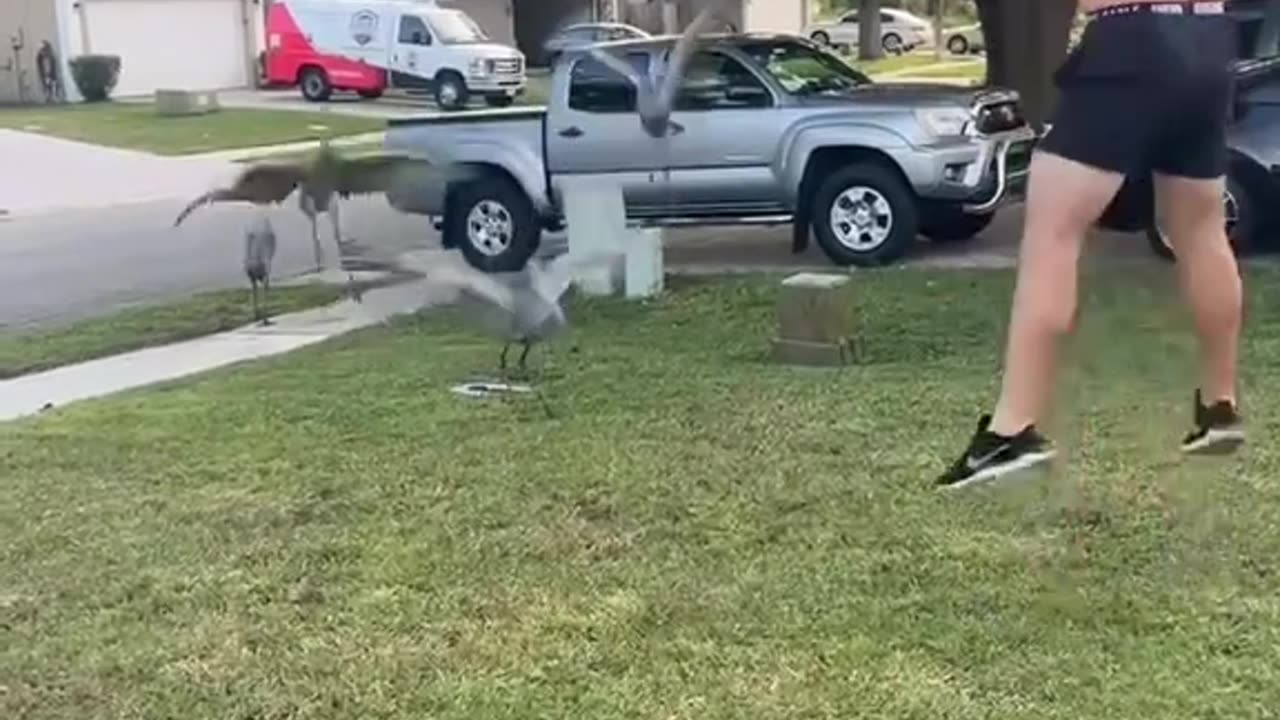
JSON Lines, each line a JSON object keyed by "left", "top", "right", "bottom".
{"left": 986, "top": 151, "right": 1127, "bottom": 437}
{"left": 1154, "top": 172, "right": 1242, "bottom": 406}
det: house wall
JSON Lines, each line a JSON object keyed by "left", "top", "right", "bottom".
{"left": 0, "top": 0, "right": 61, "bottom": 103}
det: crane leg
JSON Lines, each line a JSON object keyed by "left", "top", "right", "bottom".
{"left": 517, "top": 340, "right": 533, "bottom": 376}
{"left": 329, "top": 199, "right": 360, "bottom": 297}
{"left": 260, "top": 275, "right": 274, "bottom": 326}
{"left": 249, "top": 279, "right": 262, "bottom": 324}
{"left": 308, "top": 213, "right": 323, "bottom": 273}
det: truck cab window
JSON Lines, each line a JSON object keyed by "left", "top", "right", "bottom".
{"left": 672, "top": 51, "right": 773, "bottom": 110}
{"left": 398, "top": 15, "right": 432, "bottom": 45}
{"left": 568, "top": 52, "right": 650, "bottom": 113}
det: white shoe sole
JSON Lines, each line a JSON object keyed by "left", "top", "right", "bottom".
{"left": 941, "top": 449, "right": 1057, "bottom": 490}
{"left": 1181, "top": 427, "right": 1246, "bottom": 455}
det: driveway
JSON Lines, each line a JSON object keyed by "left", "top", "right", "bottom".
{"left": 0, "top": 130, "right": 237, "bottom": 218}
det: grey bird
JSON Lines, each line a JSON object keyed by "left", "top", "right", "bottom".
{"left": 244, "top": 212, "right": 278, "bottom": 326}
{"left": 587, "top": 0, "right": 729, "bottom": 139}
{"left": 173, "top": 139, "right": 476, "bottom": 298}
{"left": 352, "top": 250, "right": 598, "bottom": 417}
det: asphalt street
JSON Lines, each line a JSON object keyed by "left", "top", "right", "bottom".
{"left": 0, "top": 188, "right": 1163, "bottom": 333}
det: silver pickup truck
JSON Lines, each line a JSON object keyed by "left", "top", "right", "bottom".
{"left": 384, "top": 33, "right": 1038, "bottom": 272}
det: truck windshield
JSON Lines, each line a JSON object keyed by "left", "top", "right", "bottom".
{"left": 738, "top": 40, "right": 872, "bottom": 96}
{"left": 426, "top": 9, "right": 488, "bottom": 44}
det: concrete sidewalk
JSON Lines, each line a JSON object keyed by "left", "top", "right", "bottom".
{"left": 0, "top": 280, "right": 425, "bottom": 423}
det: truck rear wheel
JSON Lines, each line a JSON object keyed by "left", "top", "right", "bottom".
{"left": 446, "top": 173, "right": 540, "bottom": 273}
{"left": 299, "top": 67, "right": 332, "bottom": 102}
{"left": 811, "top": 162, "right": 919, "bottom": 267}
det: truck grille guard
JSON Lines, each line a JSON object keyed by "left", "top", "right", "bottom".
{"left": 960, "top": 91, "right": 1037, "bottom": 213}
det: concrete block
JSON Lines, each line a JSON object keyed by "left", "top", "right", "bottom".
{"left": 624, "top": 226, "right": 664, "bottom": 299}
{"left": 772, "top": 272, "right": 862, "bottom": 367}
{"left": 155, "top": 89, "right": 220, "bottom": 116}
{"left": 559, "top": 178, "right": 627, "bottom": 296}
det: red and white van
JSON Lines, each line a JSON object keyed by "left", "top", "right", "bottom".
{"left": 264, "top": 0, "right": 526, "bottom": 110}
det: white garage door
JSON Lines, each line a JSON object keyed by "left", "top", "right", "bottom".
{"left": 83, "top": 0, "right": 248, "bottom": 97}
{"left": 743, "top": 0, "right": 805, "bottom": 35}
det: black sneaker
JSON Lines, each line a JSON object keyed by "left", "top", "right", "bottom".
{"left": 936, "top": 414, "right": 1057, "bottom": 489}
{"left": 1181, "top": 390, "right": 1245, "bottom": 455}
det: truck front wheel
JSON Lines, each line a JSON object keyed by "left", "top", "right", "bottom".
{"left": 446, "top": 174, "right": 540, "bottom": 273}
{"left": 811, "top": 162, "right": 919, "bottom": 267}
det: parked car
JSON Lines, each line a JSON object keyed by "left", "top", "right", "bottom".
{"left": 543, "top": 22, "right": 651, "bottom": 65}
{"left": 383, "top": 33, "right": 1037, "bottom": 272}
{"left": 264, "top": 0, "right": 526, "bottom": 110}
{"left": 804, "top": 8, "right": 934, "bottom": 54}
{"left": 1145, "top": 53, "right": 1280, "bottom": 261}
{"left": 944, "top": 23, "right": 985, "bottom": 55}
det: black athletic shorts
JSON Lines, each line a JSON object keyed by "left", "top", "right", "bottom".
{"left": 1038, "top": 1, "right": 1236, "bottom": 180}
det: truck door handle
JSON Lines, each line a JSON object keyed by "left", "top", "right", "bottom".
{"left": 558, "top": 126, "right": 584, "bottom": 138}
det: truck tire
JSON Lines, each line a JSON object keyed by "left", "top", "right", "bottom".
{"left": 811, "top": 162, "right": 919, "bottom": 267}
{"left": 1147, "top": 172, "right": 1253, "bottom": 262}
{"left": 434, "top": 71, "right": 469, "bottom": 111}
{"left": 810, "top": 31, "right": 831, "bottom": 46}
{"left": 948, "top": 35, "right": 969, "bottom": 55}
{"left": 920, "top": 208, "right": 993, "bottom": 243}
{"left": 299, "top": 67, "right": 332, "bottom": 102}
{"left": 446, "top": 173, "right": 540, "bottom": 273}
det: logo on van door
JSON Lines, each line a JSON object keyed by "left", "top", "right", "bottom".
{"left": 350, "top": 10, "right": 378, "bottom": 46}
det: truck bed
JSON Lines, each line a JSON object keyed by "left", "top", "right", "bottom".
{"left": 382, "top": 105, "right": 551, "bottom": 217}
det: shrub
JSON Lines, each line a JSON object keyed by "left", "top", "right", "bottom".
{"left": 68, "top": 54, "right": 121, "bottom": 102}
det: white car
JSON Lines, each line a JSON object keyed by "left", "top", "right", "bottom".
{"left": 804, "top": 7, "right": 934, "bottom": 55}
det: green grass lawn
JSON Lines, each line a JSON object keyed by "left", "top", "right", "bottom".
{"left": 852, "top": 51, "right": 946, "bottom": 75}
{"left": 0, "top": 103, "right": 384, "bottom": 155}
{"left": 904, "top": 60, "right": 988, "bottom": 81}
{"left": 4, "top": 265, "right": 1280, "bottom": 717}
{"left": 0, "top": 285, "right": 345, "bottom": 380}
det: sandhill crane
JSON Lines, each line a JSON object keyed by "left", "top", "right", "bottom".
{"left": 244, "top": 212, "right": 277, "bottom": 325}
{"left": 173, "top": 139, "right": 476, "bottom": 295}
{"left": 352, "top": 249, "right": 599, "bottom": 417}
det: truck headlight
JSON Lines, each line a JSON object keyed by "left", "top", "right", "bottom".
{"left": 469, "top": 58, "right": 489, "bottom": 77}
{"left": 915, "top": 107, "right": 971, "bottom": 138}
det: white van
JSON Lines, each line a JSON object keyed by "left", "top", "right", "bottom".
{"left": 265, "top": 0, "right": 527, "bottom": 109}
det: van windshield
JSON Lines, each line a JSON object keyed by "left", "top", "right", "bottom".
{"left": 426, "top": 9, "right": 488, "bottom": 44}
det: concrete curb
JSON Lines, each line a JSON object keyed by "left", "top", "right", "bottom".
{"left": 185, "top": 131, "right": 388, "bottom": 163}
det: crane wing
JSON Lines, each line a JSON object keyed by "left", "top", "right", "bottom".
{"left": 586, "top": 45, "right": 649, "bottom": 93}
{"left": 657, "top": 0, "right": 726, "bottom": 112}
{"left": 173, "top": 162, "right": 306, "bottom": 226}
{"left": 334, "top": 153, "right": 477, "bottom": 200}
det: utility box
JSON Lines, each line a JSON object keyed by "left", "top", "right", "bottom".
{"left": 771, "top": 272, "right": 862, "bottom": 367}
{"left": 154, "top": 89, "right": 219, "bottom": 116}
